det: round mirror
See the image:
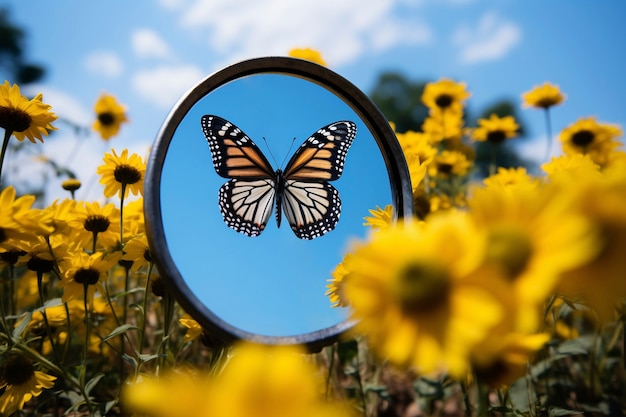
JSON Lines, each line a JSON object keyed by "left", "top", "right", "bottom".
{"left": 145, "top": 57, "right": 412, "bottom": 350}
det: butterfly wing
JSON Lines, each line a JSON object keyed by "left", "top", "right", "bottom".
{"left": 282, "top": 180, "right": 341, "bottom": 240}
{"left": 280, "top": 121, "right": 356, "bottom": 239}
{"left": 218, "top": 178, "right": 276, "bottom": 237}
{"left": 201, "top": 115, "right": 274, "bottom": 179}
{"left": 201, "top": 115, "right": 276, "bottom": 237}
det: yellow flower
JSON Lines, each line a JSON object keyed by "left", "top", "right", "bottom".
{"left": 124, "top": 342, "right": 352, "bottom": 417}
{"left": 0, "top": 80, "right": 57, "bottom": 143}
{"left": 343, "top": 213, "right": 503, "bottom": 377}
{"left": 555, "top": 168, "right": 626, "bottom": 322}
{"left": 69, "top": 201, "right": 121, "bottom": 251}
{"left": 288, "top": 47, "right": 327, "bottom": 66}
{"left": 121, "top": 234, "right": 152, "bottom": 272}
{"left": 0, "top": 353, "right": 56, "bottom": 416}
{"left": 559, "top": 117, "right": 623, "bottom": 166}
{"left": 325, "top": 253, "right": 353, "bottom": 308}
{"left": 0, "top": 186, "right": 37, "bottom": 251}
{"left": 471, "top": 114, "right": 519, "bottom": 143}
{"left": 60, "top": 250, "right": 122, "bottom": 304}
{"left": 92, "top": 93, "right": 128, "bottom": 140}
{"left": 483, "top": 167, "right": 538, "bottom": 189}
{"left": 97, "top": 148, "right": 146, "bottom": 199}
{"left": 421, "top": 78, "right": 470, "bottom": 114}
{"left": 521, "top": 82, "right": 566, "bottom": 109}
{"left": 468, "top": 181, "right": 600, "bottom": 331}
{"left": 422, "top": 110, "right": 465, "bottom": 143}
{"left": 428, "top": 150, "right": 472, "bottom": 178}
{"left": 363, "top": 205, "right": 394, "bottom": 231}
{"left": 541, "top": 153, "right": 602, "bottom": 184}
{"left": 179, "top": 314, "right": 203, "bottom": 343}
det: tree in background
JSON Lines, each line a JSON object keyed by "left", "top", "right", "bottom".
{"left": 0, "top": 7, "right": 46, "bottom": 85}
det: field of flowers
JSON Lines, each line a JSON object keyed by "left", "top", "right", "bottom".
{"left": 1, "top": 48, "right": 626, "bottom": 417}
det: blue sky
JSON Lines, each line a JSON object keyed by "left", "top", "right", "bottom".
{"left": 2, "top": 0, "right": 626, "bottom": 336}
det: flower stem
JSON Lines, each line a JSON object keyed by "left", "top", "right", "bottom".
{"left": 37, "top": 271, "right": 60, "bottom": 361}
{"left": 0, "top": 129, "right": 13, "bottom": 188}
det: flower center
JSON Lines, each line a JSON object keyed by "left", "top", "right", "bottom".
{"left": 114, "top": 164, "right": 142, "bottom": 185}
{"left": 435, "top": 94, "right": 453, "bottom": 109}
{"left": 437, "top": 162, "right": 453, "bottom": 175}
{"left": 0, "top": 249, "right": 26, "bottom": 265}
{"left": 73, "top": 267, "right": 100, "bottom": 286}
{"left": 0, "top": 227, "right": 7, "bottom": 243}
{"left": 486, "top": 224, "right": 533, "bottom": 278}
{"left": 391, "top": 260, "right": 451, "bottom": 313}
{"left": 1, "top": 354, "right": 35, "bottom": 385}
{"left": 486, "top": 130, "right": 507, "bottom": 143}
{"left": 0, "top": 106, "right": 32, "bottom": 132}
{"left": 27, "top": 256, "right": 55, "bottom": 273}
{"left": 571, "top": 130, "right": 595, "bottom": 147}
{"left": 98, "top": 112, "right": 115, "bottom": 126}
{"left": 84, "top": 215, "right": 111, "bottom": 233}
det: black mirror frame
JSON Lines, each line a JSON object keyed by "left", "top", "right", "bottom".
{"left": 144, "top": 56, "right": 413, "bottom": 351}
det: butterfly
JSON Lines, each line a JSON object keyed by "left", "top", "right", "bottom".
{"left": 201, "top": 115, "right": 357, "bottom": 240}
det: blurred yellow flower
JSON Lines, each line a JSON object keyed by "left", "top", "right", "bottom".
{"left": 0, "top": 80, "right": 57, "bottom": 143}
{"left": 559, "top": 117, "right": 623, "bottom": 166}
{"left": 97, "top": 148, "right": 146, "bottom": 199}
{"left": 288, "top": 47, "right": 327, "bottom": 66}
{"left": 124, "top": 342, "right": 352, "bottom": 417}
{"left": 179, "top": 314, "right": 203, "bottom": 343}
{"left": 92, "top": 93, "right": 128, "bottom": 140}
{"left": 483, "top": 167, "right": 538, "bottom": 189}
{"left": 541, "top": 153, "right": 602, "bottom": 184}
{"left": 521, "top": 82, "right": 566, "bottom": 109}
{"left": 363, "top": 205, "right": 393, "bottom": 231}
{"left": 428, "top": 150, "right": 472, "bottom": 178}
{"left": 421, "top": 78, "right": 470, "bottom": 115}
{"left": 343, "top": 213, "right": 503, "bottom": 377}
{"left": 422, "top": 110, "right": 464, "bottom": 143}
{"left": 0, "top": 186, "right": 37, "bottom": 251}
{"left": 0, "top": 353, "right": 56, "bottom": 416}
{"left": 471, "top": 114, "right": 519, "bottom": 143}
{"left": 326, "top": 253, "right": 353, "bottom": 308}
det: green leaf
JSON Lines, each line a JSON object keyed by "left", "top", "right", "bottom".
{"left": 85, "top": 373, "right": 104, "bottom": 396}
{"left": 549, "top": 407, "right": 583, "bottom": 416}
{"left": 102, "top": 324, "right": 137, "bottom": 343}
{"left": 12, "top": 311, "right": 31, "bottom": 339}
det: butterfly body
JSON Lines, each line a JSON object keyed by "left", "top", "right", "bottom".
{"left": 201, "top": 115, "right": 356, "bottom": 240}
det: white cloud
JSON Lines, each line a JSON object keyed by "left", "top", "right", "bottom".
{"left": 23, "top": 85, "right": 92, "bottom": 127}
{"left": 84, "top": 51, "right": 124, "bottom": 77}
{"left": 452, "top": 11, "right": 521, "bottom": 64}
{"left": 132, "top": 64, "right": 205, "bottom": 109}
{"left": 174, "top": 0, "right": 432, "bottom": 66}
{"left": 132, "top": 28, "right": 172, "bottom": 59}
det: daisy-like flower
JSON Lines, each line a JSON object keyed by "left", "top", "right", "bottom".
{"left": 124, "top": 342, "right": 352, "bottom": 417}
{"left": 343, "top": 212, "right": 503, "bottom": 377}
{"left": 483, "top": 167, "right": 539, "bottom": 190}
{"left": 92, "top": 93, "right": 128, "bottom": 140}
{"left": 61, "top": 250, "right": 122, "bottom": 304}
{"left": 422, "top": 110, "right": 465, "bottom": 143}
{"left": 559, "top": 117, "right": 623, "bottom": 166}
{"left": 0, "top": 353, "right": 56, "bottom": 416}
{"left": 521, "top": 82, "right": 566, "bottom": 109}
{"left": 363, "top": 205, "right": 394, "bottom": 231}
{"left": 468, "top": 181, "right": 600, "bottom": 331}
{"left": 428, "top": 150, "right": 472, "bottom": 178}
{"left": 69, "top": 201, "right": 121, "bottom": 251}
{"left": 471, "top": 114, "right": 519, "bottom": 144}
{"left": 288, "top": 47, "right": 327, "bottom": 66}
{"left": 541, "top": 153, "right": 602, "bottom": 184}
{"left": 0, "top": 80, "right": 57, "bottom": 143}
{"left": 325, "top": 253, "right": 353, "bottom": 308}
{"left": 121, "top": 234, "right": 152, "bottom": 272}
{"left": 421, "top": 78, "right": 470, "bottom": 115}
{"left": 97, "top": 149, "right": 146, "bottom": 199}
{"left": 0, "top": 186, "right": 37, "bottom": 251}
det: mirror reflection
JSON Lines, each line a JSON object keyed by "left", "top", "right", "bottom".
{"left": 160, "top": 73, "right": 392, "bottom": 336}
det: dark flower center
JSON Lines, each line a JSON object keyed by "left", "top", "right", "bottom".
{"left": 438, "top": 162, "right": 453, "bottom": 175}
{"left": 0, "top": 249, "right": 26, "bottom": 265}
{"left": 0, "top": 227, "right": 7, "bottom": 244}
{"left": 98, "top": 112, "right": 115, "bottom": 126}
{"left": 1, "top": 354, "right": 35, "bottom": 386}
{"left": 151, "top": 276, "right": 165, "bottom": 297}
{"left": 84, "top": 215, "right": 111, "bottom": 233}
{"left": 571, "top": 130, "right": 595, "bottom": 147}
{"left": 486, "top": 130, "right": 507, "bottom": 144}
{"left": 114, "top": 164, "right": 142, "bottom": 185}
{"left": 27, "top": 256, "right": 55, "bottom": 273}
{"left": 392, "top": 261, "right": 451, "bottom": 314}
{"left": 73, "top": 267, "right": 100, "bottom": 286}
{"left": 143, "top": 248, "right": 152, "bottom": 263}
{"left": 486, "top": 225, "right": 532, "bottom": 279}
{"left": 0, "top": 106, "right": 32, "bottom": 132}
{"left": 435, "top": 94, "right": 453, "bottom": 109}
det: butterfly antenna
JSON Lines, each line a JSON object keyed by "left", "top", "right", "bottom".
{"left": 279, "top": 137, "right": 297, "bottom": 168}
{"left": 262, "top": 136, "right": 296, "bottom": 168}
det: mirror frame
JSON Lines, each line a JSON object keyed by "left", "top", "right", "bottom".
{"left": 144, "top": 56, "right": 413, "bottom": 351}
